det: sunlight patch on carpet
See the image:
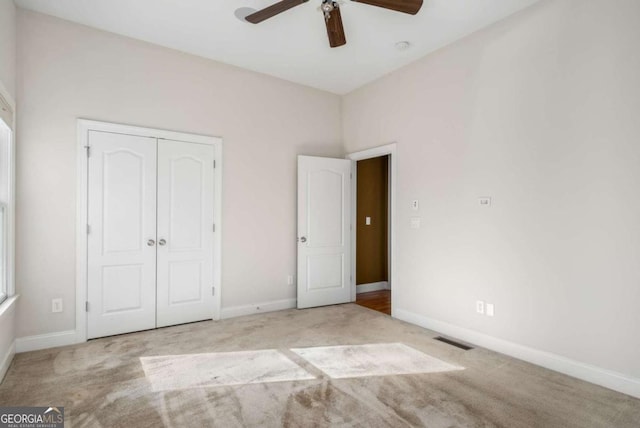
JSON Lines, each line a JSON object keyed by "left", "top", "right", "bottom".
{"left": 140, "top": 350, "right": 315, "bottom": 391}
{"left": 291, "top": 343, "right": 464, "bottom": 379}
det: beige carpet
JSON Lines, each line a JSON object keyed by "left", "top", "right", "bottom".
{"left": 1, "top": 304, "right": 639, "bottom": 427}
{"left": 291, "top": 343, "right": 463, "bottom": 379}
{"left": 140, "top": 349, "right": 316, "bottom": 391}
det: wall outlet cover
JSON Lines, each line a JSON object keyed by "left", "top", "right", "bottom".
{"left": 476, "top": 300, "right": 485, "bottom": 314}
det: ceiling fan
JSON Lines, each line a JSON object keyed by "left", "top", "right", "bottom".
{"left": 244, "top": 0, "right": 423, "bottom": 48}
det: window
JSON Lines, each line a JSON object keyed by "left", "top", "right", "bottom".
{"left": 0, "top": 92, "right": 13, "bottom": 305}
{"left": 0, "top": 204, "right": 5, "bottom": 304}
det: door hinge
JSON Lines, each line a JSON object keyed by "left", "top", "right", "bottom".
{"left": 212, "top": 286, "right": 215, "bottom": 296}
{"left": 85, "top": 145, "right": 90, "bottom": 157}
{"left": 213, "top": 160, "right": 216, "bottom": 169}
{"left": 213, "top": 223, "right": 216, "bottom": 232}
{"left": 86, "top": 224, "right": 91, "bottom": 234}
{"left": 85, "top": 301, "right": 89, "bottom": 312}
{"left": 350, "top": 172, "right": 352, "bottom": 179}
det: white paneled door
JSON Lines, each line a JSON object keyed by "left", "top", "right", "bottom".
{"left": 87, "top": 131, "right": 158, "bottom": 339}
{"left": 156, "top": 140, "right": 215, "bottom": 327}
{"left": 87, "top": 131, "right": 215, "bottom": 339}
{"left": 297, "top": 156, "right": 352, "bottom": 309}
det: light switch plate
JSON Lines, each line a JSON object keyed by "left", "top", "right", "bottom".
{"left": 365, "top": 216, "right": 371, "bottom": 225}
{"left": 486, "top": 303, "right": 494, "bottom": 317}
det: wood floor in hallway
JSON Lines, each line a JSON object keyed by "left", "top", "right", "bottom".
{"left": 356, "top": 289, "right": 391, "bottom": 315}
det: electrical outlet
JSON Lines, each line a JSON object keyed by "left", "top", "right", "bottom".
{"left": 476, "top": 300, "right": 485, "bottom": 315}
{"left": 52, "top": 298, "right": 63, "bottom": 313}
{"left": 486, "top": 303, "right": 495, "bottom": 317}
{"left": 479, "top": 197, "right": 492, "bottom": 207}
{"left": 411, "top": 200, "right": 419, "bottom": 210}
{"left": 287, "top": 275, "right": 294, "bottom": 286}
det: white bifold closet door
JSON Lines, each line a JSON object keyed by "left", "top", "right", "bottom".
{"left": 87, "top": 131, "right": 214, "bottom": 339}
{"left": 156, "top": 139, "right": 215, "bottom": 328}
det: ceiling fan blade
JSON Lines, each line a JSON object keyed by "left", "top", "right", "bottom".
{"left": 325, "top": 6, "right": 347, "bottom": 48}
{"left": 352, "top": 0, "right": 422, "bottom": 15}
{"left": 245, "top": 0, "right": 308, "bottom": 24}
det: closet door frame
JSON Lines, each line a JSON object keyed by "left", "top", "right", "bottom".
{"left": 75, "top": 119, "right": 223, "bottom": 344}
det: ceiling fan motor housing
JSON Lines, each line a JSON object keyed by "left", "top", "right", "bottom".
{"left": 322, "top": 1, "right": 338, "bottom": 20}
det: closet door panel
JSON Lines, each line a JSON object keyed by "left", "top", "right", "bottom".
{"left": 156, "top": 140, "right": 215, "bottom": 327}
{"left": 87, "top": 131, "right": 157, "bottom": 339}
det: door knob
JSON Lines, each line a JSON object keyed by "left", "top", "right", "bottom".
{"left": 299, "top": 236, "right": 307, "bottom": 243}
{"left": 147, "top": 239, "right": 156, "bottom": 246}
{"left": 158, "top": 239, "right": 166, "bottom": 246}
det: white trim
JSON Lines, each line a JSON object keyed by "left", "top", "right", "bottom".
{"left": 0, "top": 340, "right": 14, "bottom": 382}
{"left": 0, "top": 80, "right": 15, "bottom": 112}
{"left": 75, "top": 121, "right": 89, "bottom": 344}
{"left": 0, "top": 295, "right": 17, "bottom": 383}
{"left": 221, "top": 298, "right": 297, "bottom": 319}
{"left": 15, "top": 330, "right": 79, "bottom": 353}
{"left": 0, "top": 294, "right": 17, "bottom": 318}
{"left": 346, "top": 143, "right": 397, "bottom": 315}
{"left": 0, "top": 80, "right": 16, "bottom": 303}
{"left": 212, "top": 143, "right": 223, "bottom": 320}
{"left": 356, "top": 281, "right": 389, "bottom": 294}
{"left": 395, "top": 308, "right": 640, "bottom": 399}
{"left": 76, "top": 119, "right": 223, "bottom": 344}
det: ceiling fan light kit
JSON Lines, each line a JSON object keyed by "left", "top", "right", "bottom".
{"left": 244, "top": 0, "right": 423, "bottom": 48}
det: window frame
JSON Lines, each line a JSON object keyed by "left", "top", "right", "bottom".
{"left": 0, "top": 81, "right": 16, "bottom": 307}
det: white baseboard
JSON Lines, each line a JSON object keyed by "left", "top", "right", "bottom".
{"left": 16, "top": 330, "right": 80, "bottom": 353}
{"left": 356, "top": 281, "right": 390, "bottom": 294}
{"left": 15, "top": 299, "right": 296, "bottom": 350}
{"left": 0, "top": 340, "right": 15, "bottom": 383}
{"left": 394, "top": 308, "right": 640, "bottom": 399}
{"left": 221, "top": 298, "right": 297, "bottom": 319}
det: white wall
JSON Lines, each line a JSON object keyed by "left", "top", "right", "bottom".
{"left": 0, "top": 0, "right": 16, "bottom": 99}
{"left": 344, "top": 0, "right": 640, "bottom": 384}
{"left": 15, "top": 10, "right": 342, "bottom": 337}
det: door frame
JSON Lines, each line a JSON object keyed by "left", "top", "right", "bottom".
{"left": 75, "top": 119, "right": 223, "bottom": 343}
{"left": 346, "top": 143, "right": 396, "bottom": 316}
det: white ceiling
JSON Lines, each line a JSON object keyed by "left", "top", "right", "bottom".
{"left": 15, "top": 0, "right": 539, "bottom": 94}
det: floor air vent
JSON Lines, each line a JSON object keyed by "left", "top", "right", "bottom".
{"left": 434, "top": 336, "right": 473, "bottom": 351}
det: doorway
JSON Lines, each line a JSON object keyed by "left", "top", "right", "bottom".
{"left": 354, "top": 156, "right": 390, "bottom": 315}
{"left": 347, "top": 144, "right": 396, "bottom": 316}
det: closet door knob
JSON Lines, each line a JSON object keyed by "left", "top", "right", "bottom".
{"left": 147, "top": 239, "right": 155, "bottom": 246}
{"left": 158, "top": 239, "right": 167, "bottom": 246}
